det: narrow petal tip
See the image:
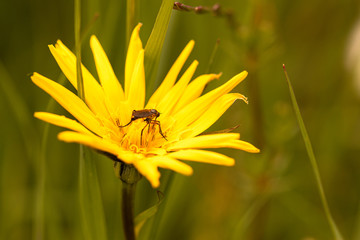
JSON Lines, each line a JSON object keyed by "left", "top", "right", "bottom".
{"left": 30, "top": 72, "right": 42, "bottom": 84}
{"left": 151, "top": 180, "right": 160, "bottom": 188}
{"left": 57, "top": 131, "right": 71, "bottom": 142}
{"left": 134, "top": 22, "right": 143, "bottom": 32}
{"left": 90, "top": 35, "right": 98, "bottom": 44}
{"left": 33, "top": 112, "right": 42, "bottom": 118}
{"left": 215, "top": 72, "right": 222, "bottom": 79}
{"left": 249, "top": 147, "right": 260, "bottom": 153}
{"left": 188, "top": 39, "right": 195, "bottom": 46}
{"left": 227, "top": 158, "right": 236, "bottom": 166}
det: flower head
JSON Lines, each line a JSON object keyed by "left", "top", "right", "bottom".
{"left": 32, "top": 23, "right": 259, "bottom": 188}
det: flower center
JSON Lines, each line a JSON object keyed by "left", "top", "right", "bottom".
{"left": 120, "top": 120, "right": 166, "bottom": 150}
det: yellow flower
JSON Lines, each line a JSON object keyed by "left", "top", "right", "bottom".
{"left": 32, "top": 23, "right": 259, "bottom": 188}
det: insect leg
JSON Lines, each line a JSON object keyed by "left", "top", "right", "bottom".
{"left": 140, "top": 121, "right": 150, "bottom": 144}
{"left": 152, "top": 120, "right": 168, "bottom": 141}
{"left": 118, "top": 119, "right": 133, "bottom": 128}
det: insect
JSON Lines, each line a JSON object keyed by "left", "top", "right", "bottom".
{"left": 118, "top": 109, "right": 167, "bottom": 142}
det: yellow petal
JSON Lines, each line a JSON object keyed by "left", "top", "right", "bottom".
{"left": 183, "top": 93, "right": 247, "bottom": 138}
{"left": 125, "top": 23, "right": 143, "bottom": 98}
{"left": 166, "top": 133, "right": 240, "bottom": 151}
{"left": 146, "top": 40, "right": 195, "bottom": 108}
{"left": 127, "top": 49, "right": 145, "bottom": 110}
{"left": 31, "top": 73, "right": 104, "bottom": 136}
{"left": 116, "top": 151, "right": 142, "bottom": 164}
{"left": 133, "top": 160, "right": 160, "bottom": 188}
{"left": 58, "top": 131, "right": 128, "bottom": 161}
{"left": 156, "top": 60, "right": 198, "bottom": 115}
{"left": 149, "top": 156, "right": 193, "bottom": 176}
{"left": 49, "top": 41, "right": 110, "bottom": 119}
{"left": 90, "top": 35, "right": 125, "bottom": 114}
{"left": 34, "top": 112, "right": 93, "bottom": 135}
{"left": 172, "top": 73, "right": 221, "bottom": 113}
{"left": 173, "top": 71, "right": 248, "bottom": 131}
{"left": 224, "top": 140, "right": 260, "bottom": 153}
{"left": 168, "top": 149, "right": 235, "bottom": 166}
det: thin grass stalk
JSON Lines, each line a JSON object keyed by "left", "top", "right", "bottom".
{"left": 205, "top": 39, "right": 220, "bottom": 74}
{"left": 126, "top": 0, "right": 138, "bottom": 49}
{"left": 0, "top": 62, "right": 43, "bottom": 239}
{"left": 75, "top": 1, "right": 107, "bottom": 239}
{"left": 144, "top": 0, "right": 174, "bottom": 95}
{"left": 283, "top": 65, "right": 343, "bottom": 240}
{"left": 75, "top": 0, "right": 84, "bottom": 100}
{"left": 146, "top": 172, "right": 175, "bottom": 240}
{"left": 231, "top": 195, "right": 269, "bottom": 240}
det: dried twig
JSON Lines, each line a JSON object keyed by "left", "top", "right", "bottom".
{"left": 173, "top": 2, "right": 239, "bottom": 30}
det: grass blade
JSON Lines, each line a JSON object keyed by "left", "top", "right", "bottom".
{"left": 0, "top": 62, "right": 42, "bottom": 239}
{"left": 75, "top": 0, "right": 85, "bottom": 100}
{"left": 126, "top": 0, "right": 139, "bottom": 48}
{"left": 79, "top": 148, "right": 108, "bottom": 240}
{"left": 144, "top": 0, "right": 174, "bottom": 94}
{"left": 283, "top": 64, "right": 343, "bottom": 240}
{"left": 0, "top": 62, "right": 38, "bottom": 158}
{"left": 231, "top": 195, "right": 269, "bottom": 240}
{"left": 205, "top": 39, "right": 220, "bottom": 74}
{"left": 75, "top": 1, "right": 107, "bottom": 239}
{"left": 135, "top": 191, "right": 164, "bottom": 237}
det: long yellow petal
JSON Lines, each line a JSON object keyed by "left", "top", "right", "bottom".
{"left": 166, "top": 133, "right": 240, "bottom": 151}
{"left": 183, "top": 93, "right": 247, "bottom": 138}
{"left": 49, "top": 41, "right": 110, "bottom": 119}
{"left": 125, "top": 23, "right": 143, "bottom": 98}
{"left": 156, "top": 60, "right": 198, "bottom": 115}
{"left": 31, "top": 73, "right": 104, "bottom": 136}
{"left": 133, "top": 160, "right": 160, "bottom": 188}
{"left": 58, "top": 131, "right": 127, "bottom": 161}
{"left": 90, "top": 35, "right": 125, "bottom": 115}
{"left": 168, "top": 149, "right": 235, "bottom": 166}
{"left": 127, "top": 49, "right": 145, "bottom": 110}
{"left": 146, "top": 40, "right": 195, "bottom": 108}
{"left": 173, "top": 71, "right": 248, "bottom": 131}
{"left": 172, "top": 73, "right": 221, "bottom": 113}
{"left": 149, "top": 156, "right": 193, "bottom": 176}
{"left": 34, "top": 112, "right": 93, "bottom": 135}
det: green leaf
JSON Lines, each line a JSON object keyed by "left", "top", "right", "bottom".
{"left": 135, "top": 191, "right": 165, "bottom": 237}
{"left": 144, "top": 0, "right": 174, "bottom": 94}
{"left": 283, "top": 65, "right": 343, "bottom": 240}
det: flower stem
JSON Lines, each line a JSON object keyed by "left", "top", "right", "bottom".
{"left": 122, "top": 182, "right": 137, "bottom": 240}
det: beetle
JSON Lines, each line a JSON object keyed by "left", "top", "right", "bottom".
{"left": 118, "top": 109, "right": 167, "bottom": 142}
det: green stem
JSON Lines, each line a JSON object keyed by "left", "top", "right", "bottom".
{"left": 122, "top": 182, "right": 137, "bottom": 240}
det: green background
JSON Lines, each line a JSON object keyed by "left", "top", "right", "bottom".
{"left": 1, "top": 0, "right": 360, "bottom": 239}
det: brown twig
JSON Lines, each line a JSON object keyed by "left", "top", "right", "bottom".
{"left": 173, "top": 2, "right": 239, "bottom": 30}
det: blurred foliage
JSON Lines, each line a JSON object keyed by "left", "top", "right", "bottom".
{"left": 1, "top": 0, "right": 360, "bottom": 239}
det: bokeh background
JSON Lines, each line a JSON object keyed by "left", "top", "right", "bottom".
{"left": 1, "top": 0, "right": 360, "bottom": 239}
